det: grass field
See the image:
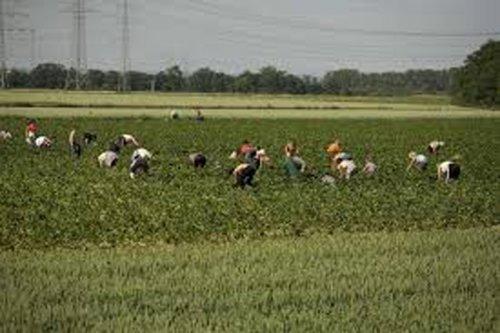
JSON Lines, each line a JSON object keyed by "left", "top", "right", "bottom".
{"left": 0, "top": 92, "right": 498, "bottom": 331}
{"left": 1, "top": 228, "right": 498, "bottom": 331}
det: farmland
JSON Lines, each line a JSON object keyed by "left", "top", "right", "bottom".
{"left": 1, "top": 229, "right": 498, "bottom": 331}
{"left": 0, "top": 92, "right": 499, "bottom": 330}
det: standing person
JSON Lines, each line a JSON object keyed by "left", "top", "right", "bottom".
{"left": 282, "top": 142, "right": 306, "bottom": 177}
{"left": 437, "top": 158, "right": 461, "bottom": 183}
{"left": 407, "top": 152, "right": 428, "bottom": 171}
{"left": 25, "top": 119, "right": 38, "bottom": 145}
{"left": 428, "top": 140, "right": 445, "bottom": 155}
{"left": 194, "top": 108, "right": 204, "bottom": 122}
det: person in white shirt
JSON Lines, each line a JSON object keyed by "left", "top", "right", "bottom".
{"left": 115, "top": 134, "right": 139, "bottom": 148}
{"left": 437, "top": 160, "right": 460, "bottom": 183}
{"left": 34, "top": 136, "right": 52, "bottom": 148}
{"left": 338, "top": 159, "right": 357, "bottom": 180}
{"left": 428, "top": 141, "right": 445, "bottom": 155}
{"left": 407, "top": 152, "right": 428, "bottom": 171}
{"left": 0, "top": 130, "right": 12, "bottom": 141}
{"left": 131, "top": 148, "right": 152, "bottom": 161}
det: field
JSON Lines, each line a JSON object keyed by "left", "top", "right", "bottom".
{"left": 1, "top": 229, "right": 498, "bottom": 331}
{"left": 0, "top": 91, "right": 499, "bottom": 331}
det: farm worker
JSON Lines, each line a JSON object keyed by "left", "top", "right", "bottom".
{"left": 114, "top": 134, "right": 139, "bottom": 148}
{"left": 188, "top": 152, "right": 207, "bottom": 168}
{"left": 131, "top": 148, "right": 152, "bottom": 161}
{"left": 69, "top": 130, "right": 82, "bottom": 158}
{"left": 98, "top": 144, "right": 120, "bottom": 168}
{"left": 427, "top": 140, "right": 445, "bottom": 155}
{"left": 33, "top": 136, "right": 52, "bottom": 148}
{"left": 437, "top": 158, "right": 460, "bottom": 183}
{"left": 229, "top": 139, "right": 256, "bottom": 160}
{"left": 326, "top": 139, "right": 342, "bottom": 158}
{"left": 230, "top": 148, "right": 270, "bottom": 188}
{"left": 0, "top": 130, "right": 12, "bottom": 141}
{"left": 129, "top": 156, "right": 149, "bottom": 179}
{"left": 194, "top": 108, "right": 204, "bottom": 122}
{"left": 170, "top": 110, "right": 179, "bottom": 120}
{"left": 326, "top": 139, "right": 344, "bottom": 169}
{"left": 25, "top": 119, "right": 38, "bottom": 144}
{"left": 363, "top": 154, "right": 377, "bottom": 176}
{"left": 407, "top": 152, "right": 428, "bottom": 171}
{"left": 338, "top": 159, "right": 357, "bottom": 180}
{"left": 83, "top": 132, "right": 97, "bottom": 145}
{"left": 282, "top": 142, "right": 306, "bottom": 177}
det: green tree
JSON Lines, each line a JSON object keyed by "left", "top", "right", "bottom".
{"left": 30, "top": 63, "right": 66, "bottom": 89}
{"left": 451, "top": 40, "right": 499, "bottom": 107}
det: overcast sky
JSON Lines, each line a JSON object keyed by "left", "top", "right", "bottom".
{"left": 3, "top": 0, "right": 499, "bottom": 75}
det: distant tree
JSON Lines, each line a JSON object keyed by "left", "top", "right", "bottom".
{"left": 102, "top": 71, "right": 120, "bottom": 91}
{"left": 258, "top": 66, "right": 286, "bottom": 93}
{"left": 233, "top": 71, "right": 259, "bottom": 93}
{"left": 128, "top": 71, "right": 152, "bottom": 91}
{"left": 7, "top": 68, "right": 30, "bottom": 88}
{"left": 451, "top": 40, "right": 499, "bottom": 107}
{"left": 86, "top": 69, "right": 106, "bottom": 90}
{"left": 162, "top": 65, "right": 185, "bottom": 92}
{"left": 188, "top": 67, "right": 217, "bottom": 92}
{"left": 30, "top": 63, "right": 66, "bottom": 89}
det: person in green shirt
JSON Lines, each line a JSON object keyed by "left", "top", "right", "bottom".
{"left": 282, "top": 142, "right": 306, "bottom": 178}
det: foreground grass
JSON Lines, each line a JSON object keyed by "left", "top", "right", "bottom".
{"left": 1, "top": 228, "right": 498, "bottom": 331}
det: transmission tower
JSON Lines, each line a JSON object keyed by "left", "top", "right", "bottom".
{"left": 0, "top": 0, "right": 29, "bottom": 88}
{"left": 120, "top": 0, "right": 130, "bottom": 92}
{"left": 0, "top": 0, "right": 5, "bottom": 88}
{"left": 62, "top": 0, "right": 91, "bottom": 90}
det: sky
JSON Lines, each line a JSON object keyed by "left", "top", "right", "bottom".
{"left": 3, "top": 0, "right": 499, "bottom": 75}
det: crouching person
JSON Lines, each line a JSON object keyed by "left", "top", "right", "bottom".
{"left": 338, "top": 159, "right": 357, "bottom": 180}
{"left": 129, "top": 148, "right": 152, "bottom": 179}
{"left": 188, "top": 152, "right": 207, "bottom": 168}
{"left": 129, "top": 156, "right": 149, "bottom": 179}
{"left": 283, "top": 142, "right": 306, "bottom": 178}
{"left": 34, "top": 136, "right": 52, "bottom": 148}
{"left": 231, "top": 163, "right": 257, "bottom": 188}
{"left": 407, "top": 152, "right": 428, "bottom": 171}
{"left": 98, "top": 145, "right": 119, "bottom": 168}
{"left": 437, "top": 159, "right": 460, "bottom": 183}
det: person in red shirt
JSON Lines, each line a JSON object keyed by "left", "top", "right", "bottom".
{"left": 25, "top": 119, "right": 38, "bottom": 145}
{"left": 229, "top": 139, "right": 256, "bottom": 160}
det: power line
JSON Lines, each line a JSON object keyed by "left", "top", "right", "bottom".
{"left": 120, "top": 0, "right": 130, "bottom": 92}
{"left": 178, "top": 0, "right": 500, "bottom": 38}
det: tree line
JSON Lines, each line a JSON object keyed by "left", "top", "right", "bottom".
{"left": 3, "top": 40, "right": 498, "bottom": 107}
{"left": 5, "top": 63, "right": 452, "bottom": 96}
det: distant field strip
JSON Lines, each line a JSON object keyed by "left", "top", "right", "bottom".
{"left": 0, "top": 106, "right": 497, "bottom": 119}
{"left": 1, "top": 229, "right": 498, "bottom": 331}
{"left": 0, "top": 90, "right": 453, "bottom": 108}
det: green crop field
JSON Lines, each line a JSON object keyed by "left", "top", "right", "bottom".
{"left": 0, "top": 93, "right": 498, "bottom": 331}
{"left": 1, "top": 229, "right": 498, "bottom": 331}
